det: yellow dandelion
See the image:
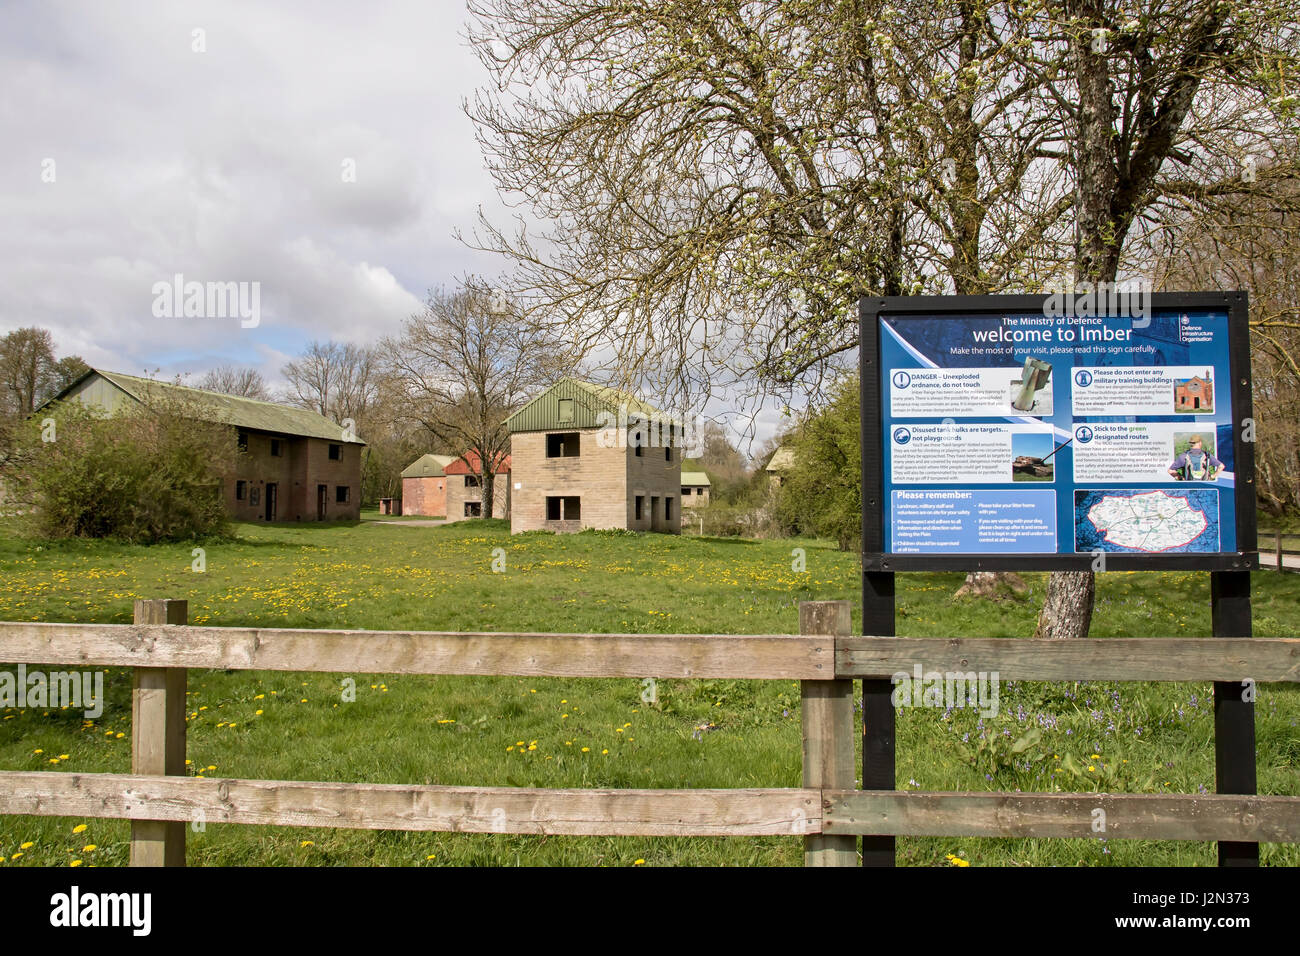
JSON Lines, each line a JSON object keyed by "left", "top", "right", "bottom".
{"left": 72, "top": 824, "right": 87, "bottom": 834}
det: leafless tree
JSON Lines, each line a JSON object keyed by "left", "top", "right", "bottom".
{"left": 1154, "top": 163, "right": 1300, "bottom": 515}
{"left": 465, "top": 1, "right": 1084, "bottom": 414}
{"left": 467, "top": 0, "right": 1299, "bottom": 637}
{"left": 380, "top": 279, "right": 572, "bottom": 518}
{"left": 280, "top": 341, "right": 380, "bottom": 428}
{"left": 1028, "top": 0, "right": 1299, "bottom": 638}
{"left": 196, "top": 365, "right": 272, "bottom": 401}
{"left": 0, "top": 327, "right": 58, "bottom": 418}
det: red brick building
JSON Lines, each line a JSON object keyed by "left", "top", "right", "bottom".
{"left": 1175, "top": 372, "right": 1214, "bottom": 412}
{"left": 444, "top": 449, "right": 510, "bottom": 522}
{"left": 400, "top": 454, "right": 455, "bottom": 516}
{"left": 45, "top": 368, "right": 364, "bottom": 521}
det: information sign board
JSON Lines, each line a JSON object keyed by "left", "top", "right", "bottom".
{"left": 860, "top": 293, "right": 1257, "bottom": 571}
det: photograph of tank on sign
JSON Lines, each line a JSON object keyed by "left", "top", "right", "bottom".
{"left": 1009, "top": 356, "right": 1053, "bottom": 414}
{"left": 1011, "top": 430, "right": 1058, "bottom": 482}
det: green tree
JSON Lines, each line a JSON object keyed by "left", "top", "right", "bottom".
{"left": 776, "top": 375, "right": 861, "bottom": 550}
{"left": 3, "top": 400, "right": 235, "bottom": 543}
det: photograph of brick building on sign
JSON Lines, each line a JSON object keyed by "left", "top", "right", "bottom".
{"left": 400, "top": 454, "right": 456, "bottom": 516}
{"left": 1174, "top": 372, "right": 1214, "bottom": 413}
{"left": 506, "top": 378, "right": 681, "bottom": 534}
{"left": 443, "top": 450, "right": 510, "bottom": 522}
{"left": 41, "top": 369, "right": 365, "bottom": 522}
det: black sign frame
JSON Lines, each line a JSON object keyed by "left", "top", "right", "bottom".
{"left": 860, "top": 291, "right": 1257, "bottom": 573}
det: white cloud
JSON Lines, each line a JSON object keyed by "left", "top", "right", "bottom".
{"left": 0, "top": 0, "right": 501, "bottom": 370}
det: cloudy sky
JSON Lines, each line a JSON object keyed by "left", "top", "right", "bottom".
{"left": 0, "top": 0, "right": 795, "bottom": 450}
{"left": 0, "top": 0, "right": 509, "bottom": 383}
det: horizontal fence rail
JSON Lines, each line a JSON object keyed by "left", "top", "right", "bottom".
{"left": 0, "top": 772, "right": 820, "bottom": 837}
{"left": 837, "top": 637, "right": 1300, "bottom": 682}
{"left": 0, "top": 599, "right": 1297, "bottom": 865}
{"left": 5, "top": 623, "right": 1299, "bottom": 682}
{"left": 0, "top": 622, "right": 833, "bottom": 679}
{"left": 822, "top": 792, "right": 1300, "bottom": 842}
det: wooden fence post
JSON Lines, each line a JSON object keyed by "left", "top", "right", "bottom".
{"left": 800, "top": 600, "right": 856, "bottom": 866}
{"left": 131, "top": 599, "right": 188, "bottom": 866}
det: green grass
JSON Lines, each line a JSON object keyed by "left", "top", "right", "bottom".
{"left": 0, "top": 518, "right": 1296, "bottom": 867}
{"left": 359, "top": 508, "right": 445, "bottom": 522}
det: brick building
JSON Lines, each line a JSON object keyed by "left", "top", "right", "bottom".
{"left": 443, "top": 450, "right": 511, "bottom": 522}
{"left": 680, "top": 471, "right": 711, "bottom": 507}
{"left": 1174, "top": 372, "right": 1214, "bottom": 412}
{"left": 400, "top": 454, "right": 455, "bottom": 516}
{"left": 765, "top": 445, "right": 795, "bottom": 489}
{"left": 506, "top": 378, "right": 681, "bottom": 534}
{"left": 43, "top": 368, "right": 364, "bottom": 522}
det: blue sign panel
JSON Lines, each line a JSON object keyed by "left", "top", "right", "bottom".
{"left": 878, "top": 307, "right": 1239, "bottom": 559}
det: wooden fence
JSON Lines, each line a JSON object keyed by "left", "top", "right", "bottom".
{"left": 1259, "top": 529, "right": 1300, "bottom": 572}
{"left": 0, "top": 598, "right": 1298, "bottom": 866}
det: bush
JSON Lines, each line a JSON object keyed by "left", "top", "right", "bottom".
{"left": 775, "top": 374, "right": 861, "bottom": 550}
{"left": 1, "top": 400, "right": 236, "bottom": 543}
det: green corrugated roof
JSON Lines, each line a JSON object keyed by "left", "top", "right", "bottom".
{"left": 680, "top": 471, "right": 711, "bottom": 486}
{"left": 401, "top": 454, "right": 456, "bottom": 478}
{"left": 505, "top": 378, "right": 680, "bottom": 433}
{"left": 50, "top": 369, "right": 364, "bottom": 444}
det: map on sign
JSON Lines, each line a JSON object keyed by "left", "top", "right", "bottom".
{"left": 1077, "top": 490, "right": 1215, "bottom": 553}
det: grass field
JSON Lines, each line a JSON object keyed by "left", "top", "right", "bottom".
{"left": 0, "top": 517, "right": 1296, "bottom": 867}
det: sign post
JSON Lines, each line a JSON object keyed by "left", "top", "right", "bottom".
{"left": 860, "top": 291, "right": 1258, "bottom": 866}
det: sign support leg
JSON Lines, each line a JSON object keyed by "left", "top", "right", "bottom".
{"left": 862, "top": 569, "right": 896, "bottom": 867}
{"left": 1211, "top": 569, "right": 1258, "bottom": 866}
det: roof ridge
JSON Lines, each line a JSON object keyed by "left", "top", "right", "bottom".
{"left": 99, "top": 369, "right": 301, "bottom": 413}
{"left": 64, "top": 368, "right": 363, "bottom": 444}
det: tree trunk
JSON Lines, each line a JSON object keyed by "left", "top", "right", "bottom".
{"left": 1034, "top": 1, "right": 1112, "bottom": 641}
{"left": 1033, "top": 570, "right": 1095, "bottom": 639}
{"left": 481, "top": 471, "right": 494, "bottom": 519}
